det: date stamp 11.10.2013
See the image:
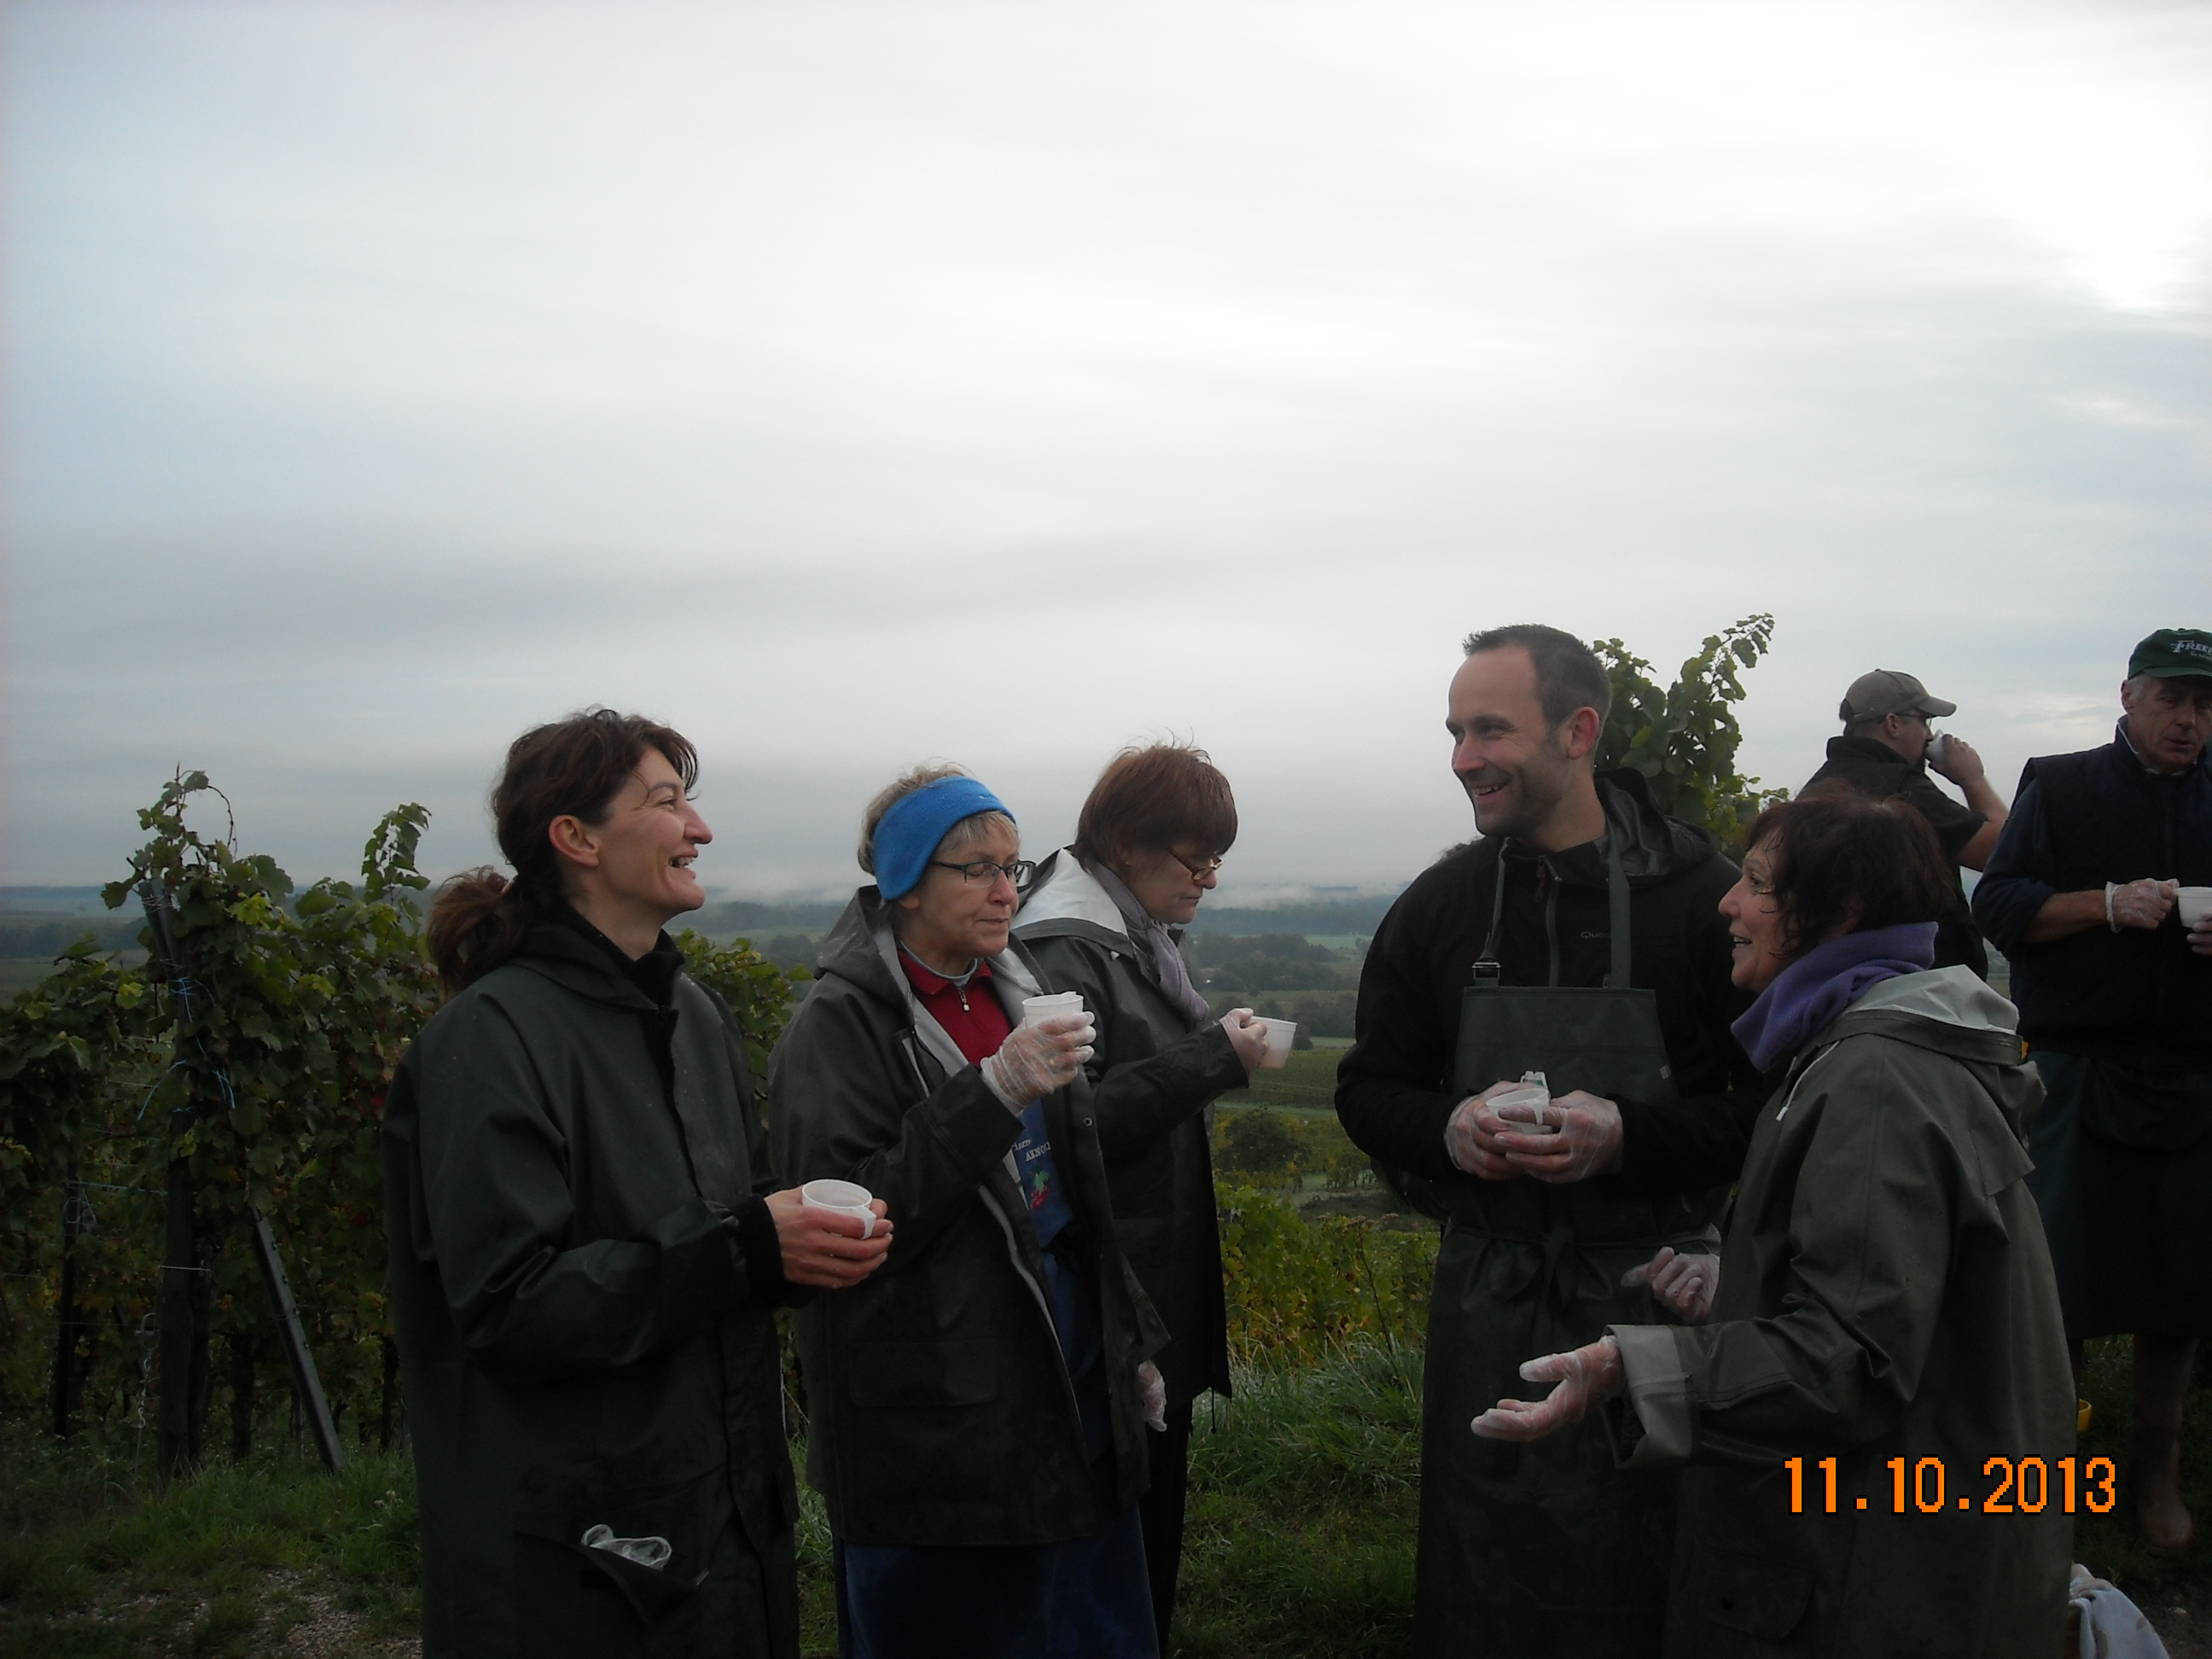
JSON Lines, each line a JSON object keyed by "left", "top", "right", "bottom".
{"left": 1784, "top": 1455, "right": 2114, "bottom": 1516}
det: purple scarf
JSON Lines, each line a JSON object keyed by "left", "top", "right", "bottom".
{"left": 1731, "top": 921, "right": 1937, "bottom": 1074}
{"left": 1089, "top": 861, "right": 1216, "bottom": 1027}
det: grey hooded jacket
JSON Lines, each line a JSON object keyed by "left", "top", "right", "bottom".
{"left": 1015, "top": 849, "right": 1249, "bottom": 1411}
{"left": 766, "top": 888, "right": 1167, "bottom": 1547}
{"left": 1609, "top": 968, "right": 2075, "bottom": 1658}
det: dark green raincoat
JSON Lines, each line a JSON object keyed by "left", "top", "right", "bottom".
{"left": 1610, "top": 969, "right": 2075, "bottom": 1657}
{"left": 383, "top": 921, "right": 801, "bottom": 1659}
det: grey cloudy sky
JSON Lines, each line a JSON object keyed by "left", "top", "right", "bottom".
{"left": 5, "top": 0, "right": 2208, "bottom": 900}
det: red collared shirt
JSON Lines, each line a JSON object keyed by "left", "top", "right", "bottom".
{"left": 896, "top": 949, "right": 1013, "bottom": 1066}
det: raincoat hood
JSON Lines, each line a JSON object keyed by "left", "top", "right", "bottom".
{"left": 1499, "top": 769, "right": 1721, "bottom": 889}
{"left": 1016, "top": 849, "right": 1132, "bottom": 941}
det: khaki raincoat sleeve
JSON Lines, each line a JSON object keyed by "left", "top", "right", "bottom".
{"left": 1610, "top": 1036, "right": 2034, "bottom": 1464}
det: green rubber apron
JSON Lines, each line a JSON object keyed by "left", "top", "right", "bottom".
{"left": 1413, "top": 841, "right": 1721, "bottom": 1659}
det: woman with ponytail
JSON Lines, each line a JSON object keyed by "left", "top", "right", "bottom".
{"left": 383, "top": 709, "right": 893, "bottom": 1659}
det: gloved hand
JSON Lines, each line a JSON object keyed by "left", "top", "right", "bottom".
{"left": 1621, "top": 1245, "right": 1719, "bottom": 1323}
{"left": 981, "top": 1016, "right": 1095, "bottom": 1109}
{"left": 1470, "top": 1335, "right": 1625, "bottom": 1442}
{"left": 1497, "top": 1091, "right": 1623, "bottom": 1185}
{"left": 1221, "top": 1008, "right": 1271, "bottom": 1073}
{"left": 2108, "top": 879, "right": 2178, "bottom": 931}
{"left": 1138, "top": 1360, "right": 1167, "bottom": 1432}
{"left": 1445, "top": 1080, "right": 1528, "bottom": 1180}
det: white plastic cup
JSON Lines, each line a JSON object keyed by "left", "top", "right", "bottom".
{"left": 2179, "top": 887, "right": 2212, "bottom": 929}
{"left": 800, "top": 1178, "right": 876, "bottom": 1237}
{"left": 1022, "top": 991, "right": 1086, "bottom": 1027}
{"left": 1254, "top": 1016, "right": 1296, "bottom": 1068}
{"left": 1924, "top": 733, "right": 1950, "bottom": 770}
{"left": 1487, "top": 1083, "right": 1560, "bottom": 1135}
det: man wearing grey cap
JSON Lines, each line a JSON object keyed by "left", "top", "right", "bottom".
{"left": 1800, "top": 667, "right": 2008, "bottom": 975}
{"left": 1972, "top": 627, "right": 2212, "bottom": 1550}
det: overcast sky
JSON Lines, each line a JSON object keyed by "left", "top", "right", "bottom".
{"left": 5, "top": 0, "right": 2208, "bottom": 901}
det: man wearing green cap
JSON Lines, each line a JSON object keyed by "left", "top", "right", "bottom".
{"left": 1802, "top": 667, "right": 2008, "bottom": 975}
{"left": 1974, "top": 628, "right": 2212, "bottom": 1550}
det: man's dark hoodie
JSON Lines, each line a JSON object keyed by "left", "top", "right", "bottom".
{"left": 1336, "top": 769, "right": 1762, "bottom": 1197}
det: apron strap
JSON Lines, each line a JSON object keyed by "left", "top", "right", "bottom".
{"left": 1471, "top": 853, "right": 1508, "bottom": 987}
{"left": 1605, "top": 835, "right": 1632, "bottom": 990}
{"left": 1472, "top": 835, "right": 1634, "bottom": 987}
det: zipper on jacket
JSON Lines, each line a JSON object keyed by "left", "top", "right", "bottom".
{"left": 1540, "top": 861, "right": 1562, "bottom": 988}
{"left": 976, "top": 1183, "right": 1088, "bottom": 1431}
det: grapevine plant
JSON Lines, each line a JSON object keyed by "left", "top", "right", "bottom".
{"left": 0, "top": 773, "right": 807, "bottom": 1469}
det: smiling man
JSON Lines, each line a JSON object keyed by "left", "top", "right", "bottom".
{"left": 1335, "top": 625, "right": 1761, "bottom": 1659}
{"left": 1972, "top": 626, "right": 2212, "bottom": 1552}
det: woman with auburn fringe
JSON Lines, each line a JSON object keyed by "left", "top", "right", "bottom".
{"left": 1015, "top": 743, "right": 1271, "bottom": 1645}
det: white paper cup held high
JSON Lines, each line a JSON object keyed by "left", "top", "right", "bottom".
{"left": 800, "top": 1179, "right": 876, "bottom": 1238}
{"left": 1021, "top": 992, "right": 1093, "bottom": 1043}
{"left": 1254, "top": 1016, "right": 1296, "bottom": 1068}
{"left": 2180, "top": 888, "right": 2212, "bottom": 929}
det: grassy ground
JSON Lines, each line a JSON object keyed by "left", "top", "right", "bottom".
{"left": 0, "top": 1430, "right": 419, "bottom": 1656}
{"left": 7, "top": 1308, "right": 2212, "bottom": 1654}
{"left": 0, "top": 1348, "right": 1423, "bottom": 1659}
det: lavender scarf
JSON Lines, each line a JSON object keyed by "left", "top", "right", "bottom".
{"left": 1089, "top": 861, "right": 1216, "bottom": 1027}
{"left": 1731, "top": 921, "right": 1938, "bottom": 1074}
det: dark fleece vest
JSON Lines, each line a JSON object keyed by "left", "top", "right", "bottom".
{"left": 2008, "top": 739, "right": 2212, "bottom": 1059}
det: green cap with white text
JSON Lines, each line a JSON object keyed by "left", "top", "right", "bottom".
{"left": 2129, "top": 629, "right": 2212, "bottom": 682}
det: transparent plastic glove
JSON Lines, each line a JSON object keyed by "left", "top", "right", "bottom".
{"left": 2107, "top": 879, "right": 2177, "bottom": 931}
{"left": 1138, "top": 1360, "right": 1167, "bottom": 1432}
{"left": 1469, "top": 1335, "right": 1624, "bottom": 1442}
{"left": 1621, "top": 1245, "right": 1719, "bottom": 1323}
{"left": 1221, "top": 1008, "right": 1270, "bottom": 1073}
{"left": 1498, "top": 1091, "right": 1623, "bottom": 1185}
{"left": 1445, "top": 1080, "right": 1529, "bottom": 1180}
{"left": 582, "top": 1523, "right": 672, "bottom": 1570}
{"left": 981, "top": 1015, "right": 1095, "bottom": 1109}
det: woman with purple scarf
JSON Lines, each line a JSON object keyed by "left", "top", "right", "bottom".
{"left": 1014, "top": 744, "right": 1271, "bottom": 1646}
{"left": 1468, "top": 787, "right": 2076, "bottom": 1657}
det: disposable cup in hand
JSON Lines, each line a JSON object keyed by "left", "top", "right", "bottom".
{"left": 1487, "top": 1083, "right": 1559, "bottom": 1134}
{"left": 2180, "top": 888, "right": 2212, "bottom": 929}
{"left": 800, "top": 1179, "right": 876, "bottom": 1238}
{"left": 1924, "top": 733, "right": 1950, "bottom": 770}
{"left": 1254, "top": 1016, "right": 1296, "bottom": 1068}
{"left": 1022, "top": 992, "right": 1086, "bottom": 1028}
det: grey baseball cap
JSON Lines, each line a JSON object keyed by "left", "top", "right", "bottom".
{"left": 1839, "top": 669, "right": 1957, "bottom": 723}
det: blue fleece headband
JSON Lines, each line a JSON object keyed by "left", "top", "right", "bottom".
{"left": 872, "top": 777, "right": 1015, "bottom": 900}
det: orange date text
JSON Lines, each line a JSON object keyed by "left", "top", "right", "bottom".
{"left": 1784, "top": 1456, "right": 2113, "bottom": 1516}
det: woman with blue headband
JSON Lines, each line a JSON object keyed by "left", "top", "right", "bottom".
{"left": 769, "top": 764, "right": 1170, "bottom": 1659}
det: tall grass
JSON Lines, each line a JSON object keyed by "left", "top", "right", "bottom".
{"left": 0, "top": 1429, "right": 418, "bottom": 1656}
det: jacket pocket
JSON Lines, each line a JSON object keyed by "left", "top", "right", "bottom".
{"left": 509, "top": 1470, "right": 719, "bottom": 1659}
{"left": 1680, "top": 1540, "right": 1813, "bottom": 1642}
{"left": 513, "top": 1533, "right": 703, "bottom": 1657}
{"left": 846, "top": 1339, "right": 998, "bottom": 1408}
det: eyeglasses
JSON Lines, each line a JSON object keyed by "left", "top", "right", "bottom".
{"left": 931, "top": 858, "right": 1036, "bottom": 888}
{"left": 1173, "top": 852, "right": 1225, "bottom": 882}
